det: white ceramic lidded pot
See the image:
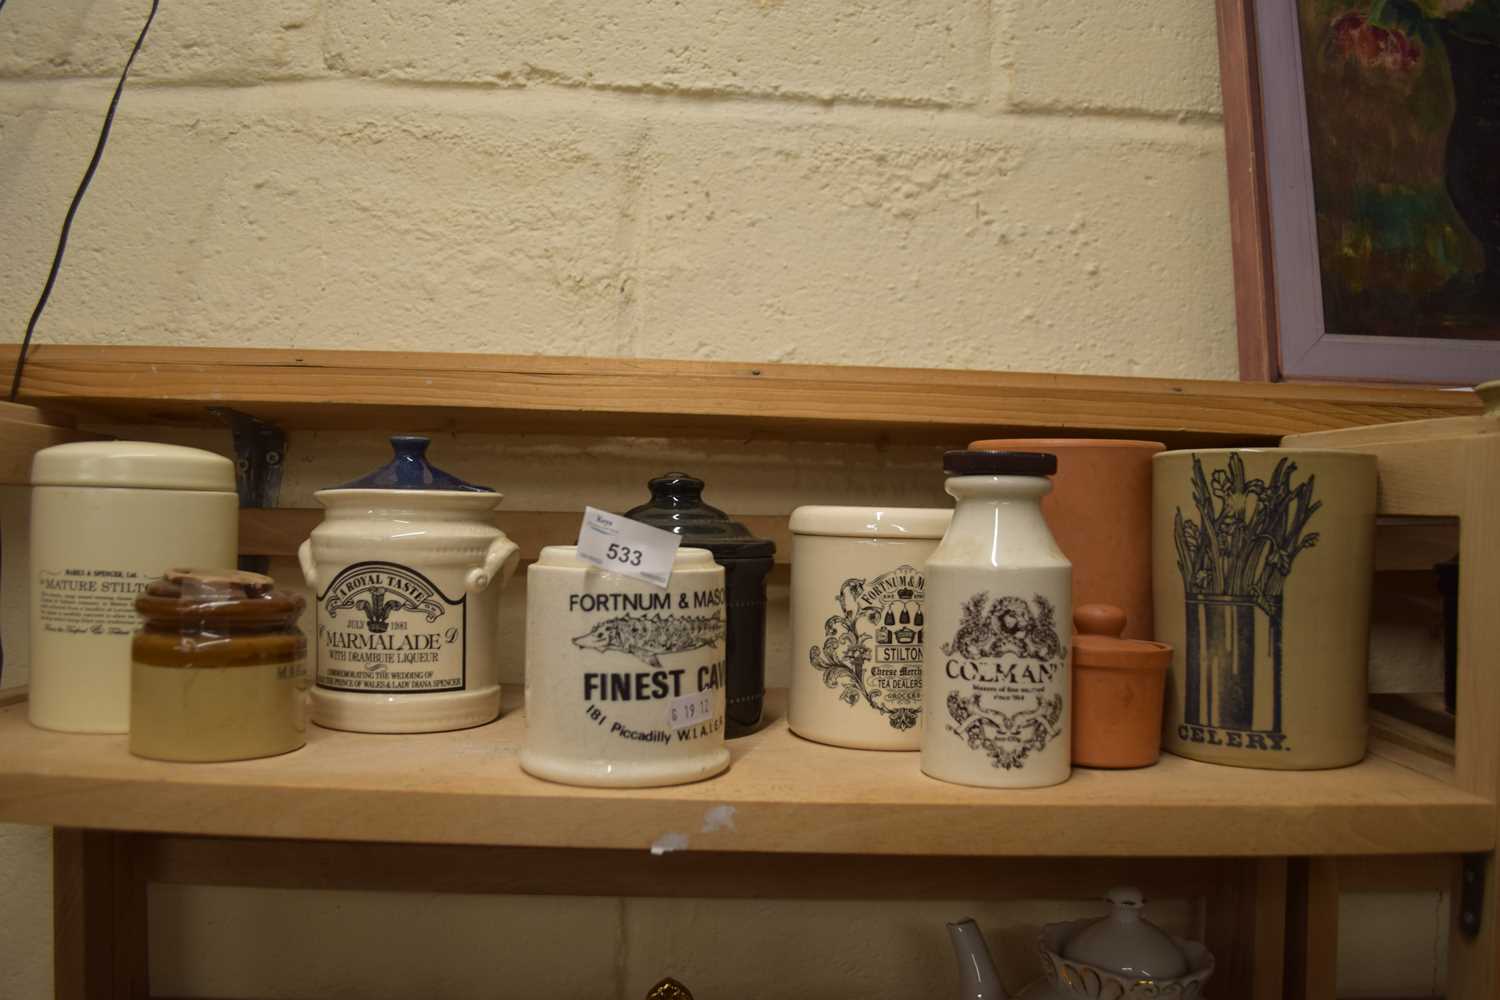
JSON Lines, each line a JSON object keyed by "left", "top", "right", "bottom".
{"left": 788, "top": 506, "right": 952, "bottom": 750}
{"left": 297, "top": 436, "right": 519, "bottom": 733}
{"left": 1037, "top": 886, "right": 1215, "bottom": 998}
{"left": 29, "top": 442, "right": 238, "bottom": 733}
{"left": 921, "top": 451, "right": 1073, "bottom": 788}
{"left": 521, "top": 545, "right": 729, "bottom": 787}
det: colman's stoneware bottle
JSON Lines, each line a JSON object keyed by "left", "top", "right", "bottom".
{"left": 921, "top": 450, "right": 1073, "bottom": 789}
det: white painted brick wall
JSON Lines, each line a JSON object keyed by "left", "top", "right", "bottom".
{"left": 0, "top": 0, "right": 323, "bottom": 82}
{"left": 0, "top": 0, "right": 1239, "bottom": 378}
{"left": 1005, "top": 0, "right": 1223, "bottom": 115}
{"left": 326, "top": 0, "right": 989, "bottom": 105}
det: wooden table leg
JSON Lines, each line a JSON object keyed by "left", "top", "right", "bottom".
{"left": 1285, "top": 857, "right": 1340, "bottom": 1000}
{"left": 54, "top": 829, "right": 149, "bottom": 999}
{"left": 1204, "top": 857, "right": 1288, "bottom": 1000}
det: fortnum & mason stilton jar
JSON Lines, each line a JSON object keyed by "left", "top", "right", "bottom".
{"left": 921, "top": 451, "right": 1073, "bottom": 788}
{"left": 298, "top": 436, "right": 519, "bottom": 733}
{"left": 788, "top": 506, "right": 951, "bottom": 750}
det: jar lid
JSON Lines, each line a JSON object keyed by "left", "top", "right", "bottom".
{"left": 1073, "top": 605, "right": 1171, "bottom": 670}
{"left": 624, "top": 473, "right": 775, "bottom": 561}
{"left": 331, "top": 436, "right": 493, "bottom": 492}
{"left": 31, "top": 441, "right": 235, "bottom": 492}
{"left": 969, "top": 437, "right": 1165, "bottom": 454}
{"left": 1062, "top": 886, "right": 1189, "bottom": 979}
{"left": 135, "top": 568, "right": 305, "bottom": 631}
{"left": 943, "top": 450, "right": 1056, "bottom": 477}
{"left": 534, "top": 545, "right": 719, "bottom": 572}
{"left": 788, "top": 506, "right": 952, "bottom": 539}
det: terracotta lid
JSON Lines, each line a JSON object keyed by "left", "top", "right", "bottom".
{"left": 624, "top": 472, "right": 775, "bottom": 562}
{"left": 1073, "top": 605, "right": 1171, "bottom": 670}
{"left": 969, "top": 438, "right": 1165, "bottom": 452}
{"left": 331, "top": 435, "right": 493, "bottom": 492}
{"left": 135, "top": 568, "right": 305, "bottom": 632}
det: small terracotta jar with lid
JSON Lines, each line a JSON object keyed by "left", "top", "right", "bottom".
{"left": 1071, "top": 604, "right": 1171, "bottom": 769}
{"left": 131, "top": 569, "right": 308, "bottom": 762}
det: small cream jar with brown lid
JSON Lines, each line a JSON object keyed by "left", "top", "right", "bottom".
{"left": 131, "top": 569, "right": 308, "bottom": 762}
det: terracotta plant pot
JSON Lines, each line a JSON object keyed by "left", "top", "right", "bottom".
{"left": 969, "top": 439, "right": 1164, "bottom": 640}
{"left": 1071, "top": 604, "right": 1170, "bottom": 769}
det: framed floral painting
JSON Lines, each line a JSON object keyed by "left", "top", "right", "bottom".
{"left": 1218, "top": 0, "right": 1500, "bottom": 382}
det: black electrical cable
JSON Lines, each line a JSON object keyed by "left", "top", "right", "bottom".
{"left": 9, "top": 0, "right": 161, "bottom": 401}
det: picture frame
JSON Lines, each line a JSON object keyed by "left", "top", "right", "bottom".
{"left": 1217, "top": 0, "right": 1500, "bottom": 384}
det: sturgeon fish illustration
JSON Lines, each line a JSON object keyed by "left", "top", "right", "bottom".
{"left": 571, "top": 612, "right": 723, "bottom": 669}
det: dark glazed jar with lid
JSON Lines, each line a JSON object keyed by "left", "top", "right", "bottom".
{"left": 626, "top": 473, "right": 775, "bottom": 735}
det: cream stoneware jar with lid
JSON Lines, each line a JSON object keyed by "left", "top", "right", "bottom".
{"left": 298, "top": 436, "right": 519, "bottom": 734}
{"left": 29, "top": 441, "right": 238, "bottom": 733}
{"left": 788, "top": 506, "right": 951, "bottom": 750}
{"left": 521, "top": 546, "right": 729, "bottom": 788}
{"left": 921, "top": 451, "right": 1073, "bottom": 789}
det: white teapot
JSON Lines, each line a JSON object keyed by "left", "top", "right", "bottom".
{"left": 948, "top": 888, "right": 1214, "bottom": 1000}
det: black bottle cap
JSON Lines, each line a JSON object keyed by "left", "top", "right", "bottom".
{"left": 943, "top": 450, "right": 1057, "bottom": 477}
{"left": 625, "top": 472, "right": 776, "bottom": 562}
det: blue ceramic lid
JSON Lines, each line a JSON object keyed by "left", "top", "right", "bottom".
{"left": 333, "top": 436, "right": 493, "bottom": 492}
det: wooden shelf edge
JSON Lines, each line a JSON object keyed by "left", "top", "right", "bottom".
{"left": 1, "top": 345, "right": 1479, "bottom": 445}
{"left": 0, "top": 695, "right": 1489, "bottom": 859}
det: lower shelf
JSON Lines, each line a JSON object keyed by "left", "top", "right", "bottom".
{"left": 0, "top": 690, "right": 1489, "bottom": 857}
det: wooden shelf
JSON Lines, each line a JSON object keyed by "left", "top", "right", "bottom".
{"left": 2, "top": 345, "right": 1479, "bottom": 446}
{"left": 0, "top": 690, "right": 1488, "bottom": 858}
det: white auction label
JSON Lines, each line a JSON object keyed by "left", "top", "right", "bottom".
{"left": 576, "top": 506, "right": 682, "bottom": 587}
{"left": 668, "top": 690, "right": 717, "bottom": 729}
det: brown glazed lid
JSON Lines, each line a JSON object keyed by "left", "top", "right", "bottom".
{"left": 136, "top": 568, "right": 305, "bottom": 630}
{"left": 1073, "top": 604, "right": 1171, "bottom": 670}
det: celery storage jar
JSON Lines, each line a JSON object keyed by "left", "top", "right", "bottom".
{"left": 29, "top": 442, "right": 238, "bottom": 733}
{"left": 131, "top": 569, "right": 308, "bottom": 762}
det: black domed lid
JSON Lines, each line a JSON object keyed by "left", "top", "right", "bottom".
{"left": 943, "top": 450, "right": 1057, "bottom": 477}
{"left": 625, "top": 472, "right": 775, "bottom": 561}
{"left": 334, "top": 436, "right": 493, "bottom": 492}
